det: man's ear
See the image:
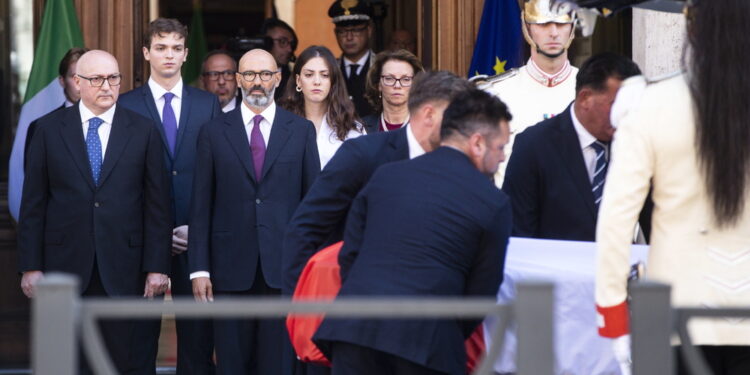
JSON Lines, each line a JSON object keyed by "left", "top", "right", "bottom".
{"left": 576, "top": 87, "right": 593, "bottom": 110}
{"left": 143, "top": 46, "right": 151, "bottom": 61}
{"left": 183, "top": 47, "right": 189, "bottom": 63}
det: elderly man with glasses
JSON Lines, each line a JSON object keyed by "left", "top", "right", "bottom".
{"left": 189, "top": 48, "right": 320, "bottom": 375}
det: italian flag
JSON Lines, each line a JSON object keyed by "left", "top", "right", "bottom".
{"left": 8, "top": 0, "right": 84, "bottom": 221}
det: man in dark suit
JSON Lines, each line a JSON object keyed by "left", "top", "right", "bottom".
{"left": 283, "top": 71, "right": 474, "bottom": 295}
{"left": 18, "top": 50, "right": 172, "bottom": 373}
{"left": 313, "top": 89, "right": 513, "bottom": 375}
{"left": 188, "top": 48, "right": 320, "bottom": 375}
{"left": 118, "top": 18, "right": 222, "bottom": 375}
{"left": 502, "top": 53, "right": 643, "bottom": 241}
{"left": 201, "top": 50, "right": 241, "bottom": 113}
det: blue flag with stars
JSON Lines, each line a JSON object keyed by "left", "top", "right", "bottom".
{"left": 468, "top": 0, "right": 523, "bottom": 78}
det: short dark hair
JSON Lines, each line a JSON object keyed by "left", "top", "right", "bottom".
{"left": 260, "top": 18, "right": 298, "bottom": 52}
{"left": 365, "top": 49, "right": 425, "bottom": 111}
{"left": 407, "top": 70, "right": 474, "bottom": 114}
{"left": 440, "top": 88, "right": 512, "bottom": 140}
{"left": 201, "top": 50, "right": 237, "bottom": 73}
{"left": 144, "top": 18, "right": 188, "bottom": 48}
{"left": 58, "top": 47, "right": 89, "bottom": 77}
{"left": 575, "top": 52, "right": 641, "bottom": 93}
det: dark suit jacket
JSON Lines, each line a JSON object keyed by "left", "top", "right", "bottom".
{"left": 17, "top": 104, "right": 173, "bottom": 296}
{"left": 503, "top": 105, "right": 652, "bottom": 241}
{"left": 361, "top": 113, "right": 379, "bottom": 135}
{"left": 118, "top": 84, "right": 221, "bottom": 226}
{"left": 188, "top": 105, "right": 320, "bottom": 291}
{"left": 24, "top": 104, "right": 66, "bottom": 169}
{"left": 313, "top": 147, "right": 512, "bottom": 375}
{"left": 282, "top": 126, "right": 409, "bottom": 293}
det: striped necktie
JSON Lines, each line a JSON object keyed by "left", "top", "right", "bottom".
{"left": 591, "top": 141, "right": 608, "bottom": 206}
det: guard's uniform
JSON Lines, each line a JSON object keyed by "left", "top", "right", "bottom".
{"left": 480, "top": 59, "right": 577, "bottom": 186}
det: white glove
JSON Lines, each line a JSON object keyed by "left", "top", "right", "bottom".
{"left": 612, "top": 334, "right": 632, "bottom": 375}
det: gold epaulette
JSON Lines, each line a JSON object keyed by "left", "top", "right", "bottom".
{"left": 472, "top": 69, "right": 520, "bottom": 90}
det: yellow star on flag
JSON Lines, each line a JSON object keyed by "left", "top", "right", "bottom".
{"left": 493, "top": 57, "right": 507, "bottom": 75}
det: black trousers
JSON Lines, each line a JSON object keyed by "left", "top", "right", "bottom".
{"left": 676, "top": 345, "right": 750, "bottom": 375}
{"left": 329, "top": 341, "right": 448, "bottom": 375}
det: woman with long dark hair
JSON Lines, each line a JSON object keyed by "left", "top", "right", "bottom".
{"left": 595, "top": 0, "right": 750, "bottom": 373}
{"left": 280, "top": 45, "right": 363, "bottom": 168}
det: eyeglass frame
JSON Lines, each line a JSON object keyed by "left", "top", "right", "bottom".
{"left": 202, "top": 70, "right": 237, "bottom": 81}
{"left": 380, "top": 75, "right": 414, "bottom": 87}
{"left": 77, "top": 74, "right": 122, "bottom": 87}
{"left": 238, "top": 70, "right": 279, "bottom": 82}
{"left": 334, "top": 24, "right": 369, "bottom": 37}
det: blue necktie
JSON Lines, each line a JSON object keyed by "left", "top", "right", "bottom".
{"left": 591, "top": 141, "right": 608, "bottom": 206}
{"left": 86, "top": 117, "right": 104, "bottom": 185}
{"left": 162, "top": 92, "right": 177, "bottom": 154}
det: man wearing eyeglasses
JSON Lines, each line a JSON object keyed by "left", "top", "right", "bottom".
{"left": 261, "top": 18, "right": 298, "bottom": 101}
{"left": 189, "top": 48, "right": 320, "bottom": 375}
{"left": 201, "top": 50, "right": 241, "bottom": 112}
{"left": 18, "top": 50, "right": 172, "bottom": 374}
{"left": 329, "top": 0, "right": 376, "bottom": 118}
{"left": 119, "top": 17, "right": 221, "bottom": 375}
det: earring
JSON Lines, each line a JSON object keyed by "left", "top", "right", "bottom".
{"left": 379, "top": 93, "right": 382, "bottom": 98}
{"left": 296, "top": 85, "right": 302, "bottom": 92}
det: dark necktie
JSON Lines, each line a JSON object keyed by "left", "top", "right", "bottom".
{"left": 349, "top": 64, "right": 360, "bottom": 79}
{"left": 250, "top": 115, "right": 266, "bottom": 181}
{"left": 591, "top": 141, "right": 608, "bottom": 206}
{"left": 162, "top": 92, "right": 177, "bottom": 154}
{"left": 86, "top": 117, "right": 103, "bottom": 185}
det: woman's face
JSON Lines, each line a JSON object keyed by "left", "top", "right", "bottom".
{"left": 296, "top": 56, "right": 331, "bottom": 105}
{"left": 379, "top": 59, "right": 414, "bottom": 108}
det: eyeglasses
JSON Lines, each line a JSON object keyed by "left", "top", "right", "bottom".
{"left": 272, "top": 37, "right": 292, "bottom": 48}
{"left": 239, "top": 70, "right": 278, "bottom": 82}
{"left": 334, "top": 25, "right": 369, "bottom": 37}
{"left": 381, "top": 75, "right": 413, "bottom": 87}
{"left": 202, "top": 70, "right": 237, "bottom": 81}
{"left": 77, "top": 74, "right": 122, "bottom": 87}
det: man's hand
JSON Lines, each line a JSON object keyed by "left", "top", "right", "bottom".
{"left": 172, "top": 225, "right": 188, "bottom": 255}
{"left": 143, "top": 272, "right": 169, "bottom": 299}
{"left": 20, "top": 271, "right": 44, "bottom": 298}
{"left": 192, "top": 277, "right": 213, "bottom": 302}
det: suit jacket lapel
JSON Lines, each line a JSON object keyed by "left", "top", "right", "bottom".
{"left": 174, "top": 86, "right": 192, "bottom": 159}
{"left": 98, "top": 107, "right": 133, "bottom": 187}
{"left": 552, "top": 105, "right": 597, "bottom": 217}
{"left": 59, "top": 106, "right": 96, "bottom": 191}
{"left": 140, "top": 85, "right": 171, "bottom": 157}
{"left": 224, "top": 108, "right": 257, "bottom": 182}
{"left": 389, "top": 127, "right": 410, "bottom": 161}
{"left": 261, "top": 108, "right": 292, "bottom": 180}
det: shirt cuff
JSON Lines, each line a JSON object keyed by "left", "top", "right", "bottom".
{"left": 597, "top": 301, "right": 630, "bottom": 338}
{"left": 190, "top": 271, "right": 210, "bottom": 280}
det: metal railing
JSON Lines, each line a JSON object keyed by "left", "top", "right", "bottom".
{"left": 32, "top": 273, "right": 555, "bottom": 375}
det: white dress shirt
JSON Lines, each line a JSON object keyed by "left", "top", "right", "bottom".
{"left": 317, "top": 115, "right": 364, "bottom": 169}
{"left": 148, "top": 77, "right": 183, "bottom": 127}
{"left": 190, "top": 101, "right": 277, "bottom": 280}
{"left": 343, "top": 51, "right": 372, "bottom": 78}
{"left": 79, "top": 102, "right": 115, "bottom": 158}
{"left": 222, "top": 97, "right": 237, "bottom": 113}
{"left": 570, "top": 105, "right": 602, "bottom": 183}
{"left": 406, "top": 124, "right": 425, "bottom": 160}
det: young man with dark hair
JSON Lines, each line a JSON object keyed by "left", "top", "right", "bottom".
{"left": 313, "top": 89, "right": 513, "bottom": 375}
{"left": 119, "top": 17, "right": 221, "bottom": 375}
{"left": 502, "top": 52, "right": 642, "bottom": 241}
{"left": 261, "top": 18, "right": 298, "bottom": 100}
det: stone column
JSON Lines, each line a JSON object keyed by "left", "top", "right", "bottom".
{"left": 631, "top": 8, "right": 686, "bottom": 78}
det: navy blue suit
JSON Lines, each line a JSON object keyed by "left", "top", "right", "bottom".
{"left": 188, "top": 105, "right": 319, "bottom": 374}
{"left": 119, "top": 84, "right": 221, "bottom": 375}
{"left": 18, "top": 104, "right": 172, "bottom": 372}
{"left": 282, "top": 127, "right": 409, "bottom": 294}
{"left": 313, "top": 147, "right": 512, "bottom": 375}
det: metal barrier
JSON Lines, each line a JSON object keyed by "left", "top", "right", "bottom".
{"left": 32, "top": 273, "right": 555, "bottom": 375}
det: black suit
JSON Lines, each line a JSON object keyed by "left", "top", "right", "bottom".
{"left": 313, "top": 147, "right": 512, "bottom": 375}
{"left": 18, "top": 104, "right": 172, "bottom": 372}
{"left": 361, "top": 113, "right": 379, "bottom": 135}
{"left": 503, "top": 105, "right": 652, "bottom": 241}
{"left": 188, "top": 104, "right": 319, "bottom": 374}
{"left": 283, "top": 126, "right": 409, "bottom": 294}
{"left": 24, "top": 103, "right": 65, "bottom": 169}
{"left": 119, "top": 84, "right": 221, "bottom": 375}
{"left": 340, "top": 53, "right": 375, "bottom": 118}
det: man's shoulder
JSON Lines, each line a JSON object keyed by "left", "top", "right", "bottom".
{"left": 185, "top": 85, "right": 219, "bottom": 103}
{"left": 476, "top": 68, "right": 522, "bottom": 92}
{"left": 116, "top": 105, "right": 157, "bottom": 129}
{"left": 118, "top": 85, "right": 147, "bottom": 101}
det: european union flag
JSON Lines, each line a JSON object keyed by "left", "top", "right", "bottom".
{"left": 468, "top": 0, "right": 524, "bottom": 78}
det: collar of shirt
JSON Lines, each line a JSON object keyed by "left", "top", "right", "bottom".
{"left": 240, "top": 100, "right": 276, "bottom": 145}
{"left": 79, "top": 101, "right": 116, "bottom": 126}
{"left": 222, "top": 97, "right": 237, "bottom": 113}
{"left": 343, "top": 51, "right": 371, "bottom": 75}
{"left": 148, "top": 76, "right": 183, "bottom": 101}
{"left": 406, "top": 123, "right": 425, "bottom": 159}
{"left": 64, "top": 100, "right": 75, "bottom": 108}
{"left": 570, "top": 104, "right": 596, "bottom": 151}
{"left": 526, "top": 58, "right": 574, "bottom": 88}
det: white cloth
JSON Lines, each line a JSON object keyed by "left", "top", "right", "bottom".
{"left": 343, "top": 51, "right": 372, "bottom": 78}
{"left": 570, "top": 105, "right": 601, "bottom": 183}
{"left": 482, "top": 60, "right": 577, "bottom": 186}
{"left": 222, "top": 97, "right": 237, "bottom": 113}
{"left": 485, "top": 237, "right": 649, "bottom": 374}
{"left": 406, "top": 124, "right": 425, "bottom": 160}
{"left": 148, "top": 77, "right": 183, "bottom": 126}
{"left": 79, "top": 102, "right": 115, "bottom": 158}
{"left": 317, "top": 115, "right": 364, "bottom": 169}
{"left": 190, "top": 101, "right": 277, "bottom": 280}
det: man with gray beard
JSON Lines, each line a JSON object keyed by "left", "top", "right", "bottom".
{"left": 188, "top": 48, "right": 320, "bottom": 374}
